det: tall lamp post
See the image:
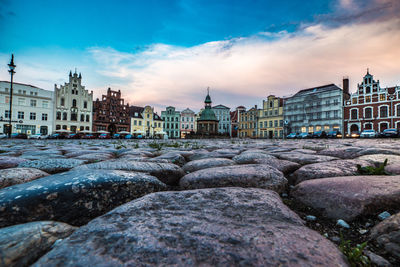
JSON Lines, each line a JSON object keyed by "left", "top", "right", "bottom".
{"left": 8, "top": 54, "right": 16, "bottom": 138}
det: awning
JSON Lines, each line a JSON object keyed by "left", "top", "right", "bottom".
{"left": 55, "top": 129, "right": 71, "bottom": 133}
{"left": 96, "top": 130, "right": 110, "bottom": 134}
{"left": 134, "top": 130, "right": 145, "bottom": 134}
{"left": 155, "top": 131, "right": 167, "bottom": 135}
{"left": 117, "top": 131, "right": 130, "bottom": 134}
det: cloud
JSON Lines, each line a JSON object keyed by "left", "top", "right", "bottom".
{"left": 86, "top": 16, "right": 400, "bottom": 112}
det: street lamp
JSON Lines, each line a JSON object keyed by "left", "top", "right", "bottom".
{"left": 8, "top": 54, "right": 16, "bottom": 138}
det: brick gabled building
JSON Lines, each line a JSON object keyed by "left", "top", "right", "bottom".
{"left": 344, "top": 70, "right": 400, "bottom": 134}
{"left": 92, "top": 88, "right": 130, "bottom": 134}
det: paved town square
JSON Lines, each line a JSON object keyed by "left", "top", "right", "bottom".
{"left": 0, "top": 138, "right": 399, "bottom": 266}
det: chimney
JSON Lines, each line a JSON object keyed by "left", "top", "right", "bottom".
{"left": 343, "top": 76, "right": 349, "bottom": 95}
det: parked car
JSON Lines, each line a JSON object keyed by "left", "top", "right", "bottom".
{"left": 360, "top": 129, "right": 377, "bottom": 138}
{"left": 112, "top": 134, "right": 121, "bottom": 139}
{"left": 136, "top": 134, "right": 143, "bottom": 139}
{"left": 312, "top": 131, "right": 327, "bottom": 138}
{"left": 381, "top": 128, "right": 399, "bottom": 138}
{"left": 298, "top": 132, "right": 312, "bottom": 139}
{"left": 11, "top": 133, "right": 28, "bottom": 139}
{"left": 28, "top": 134, "right": 48, "bottom": 139}
{"left": 327, "top": 131, "right": 342, "bottom": 138}
{"left": 124, "top": 134, "right": 133, "bottom": 139}
{"left": 82, "top": 134, "right": 95, "bottom": 139}
{"left": 286, "top": 133, "right": 297, "bottom": 139}
{"left": 99, "top": 133, "right": 111, "bottom": 139}
{"left": 67, "top": 133, "right": 82, "bottom": 139}
{"left": 346, "top": 131, "right": 360, "bottom": 138}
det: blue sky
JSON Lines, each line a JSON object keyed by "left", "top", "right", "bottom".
{"left": 0, "top": 0, "right": 399, "bottom": 111}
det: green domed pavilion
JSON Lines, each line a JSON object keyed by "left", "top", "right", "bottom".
{"left": 197, "top": 88, "right": 219, "bottom": 135}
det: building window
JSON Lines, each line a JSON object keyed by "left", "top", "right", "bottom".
{"left": 274, "top": 120, "right": 278, "bottom": 127}
{"left": 366, "top": 86, "right": 371, "bottom": 94}
{"left": 317, "top": 112, "right": 322, "bottom": 119}
{"left": 397, "top": 105, "right": 400, "bottom": 117}
{"left": 18, "top": 111, "right": 24, "bottom": 119}
{"left": 56, "top": 125, "right": 61, "bottom": 130}
{"left": 5, "top": 110, "right": 10, "bottom": 118}
{"left": 364, "top": 107, "right": 372, "bottom": 119}
{"left": 352, "top": 98, "right": 357, "bottom": 104}
{"left": 62, "top": 125, "right": 67, "bottom": 130}
{"left": 80, "top": 126, "right": 84, "bottom": 131}
{"left": 61, "top": 98, "right": 65, "bottom": 106}
{"left": 63, "top": 112, "right": 67, "bottom": 120}
{"left": 134, "top": 120, "right": 137, "bottom": 126}
{"left": 380, "top": 106, "right": 388, "bottom": 118}
{"left": 85, "top": 126, "right": 90, "bottom": 131}
{"left": 30, "top": 112, "right": 36, "bottom": 120}
{"left": 42, "top": 113, "right": 48, "bottom": 121}
{"left": 18, "top": 98, "right": 25, "bottom": 105}
{"left": 350, "top": 109, "right": 358, "bottom": 120}
{"left": 84, "top": 101, "right": 87, "bottom": 109}
{"left": 56, "top": 111, "right": 61, "bottom": 120}
{"left": 42, "top": 101, "right": 49, "bottom": 108}
{"left": 325, "top": 111, "right": 330, "bottom": 119}
{"left": 139, "top": 121, "right": 142, "bottom": 126}
{"left": 72, "top": 99, "right": 77, "bottom": 107}
{"left": 80, "top": 114, "right": 84, "bottom": 122}
{"left": 86, "top": 115, "right": 90, "bottom": 122}
{"left": 365, "top": 96, "right": 371, "bottom": 102}
{"left": 71, "top": 113, "right": 77, "bottom": 121}
{"left": 380, "top": 94, "right": 385, "bottom": 101}
{"left": 334, "top": 99, "right": 339, "bottom": 105}
{"left": 30, "top": 99, "right": 37, "bottom": 107}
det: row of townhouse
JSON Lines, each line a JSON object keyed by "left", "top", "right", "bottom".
{"left": 0, "top": 71, "right": 235, "bottom": 138}
{"left": 237, "top": 70, "right": 400, "bottom": 138}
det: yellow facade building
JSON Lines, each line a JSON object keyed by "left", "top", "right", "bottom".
{"left": 238, "top": 106, "right": 258, "bottom": 138}
{"left": 258, "top": 95, "right": 284, "bottom": 139}
{"left": 129, "top": 105, "right": 163, "bottom": 138}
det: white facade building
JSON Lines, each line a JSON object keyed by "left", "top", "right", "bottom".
{"left": 212, "top": 104, "right": 231, "bottom": 135}
{"left": 54, "top": 71, "right": 93, "bottom": 133}
{"left": 0, "top": 81, "right": 53, "bottom": 135}
{"left": 180, "top": 108, "right": 195, "bottom": 137}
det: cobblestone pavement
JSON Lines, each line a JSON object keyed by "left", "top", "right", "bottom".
{"left": 1, "top": 138, "right": 399, "bottom": 266}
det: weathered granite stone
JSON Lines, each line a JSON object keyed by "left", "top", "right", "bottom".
{"left": 72, "top": 153, "right": 114, "bottom": 163}
{"left": 292, "top": 175, "right": 400, "bottom": 221}
{"left": 370, "top": 212, "right": 400, "bottom": 259}
{"left": 18, "top": 159, "right": 85, "bottom": 174}
{"left": 180, "top": 164, "right": 287, "bottom": 193}
{"left": 0, "top": 156, "right": 28, "bottom": 169}
{"left": 0, "top": 170, "right": 167, "bottom": 227}
{"left": 0, "top": 168, "right": 49, "bottom": 189}
{"left": 253, "top": 158, "right": 301, "bottom": 175}
{"left": 364, "top": 250, "right": 391, "bottom": 267}
{"left": 386, "top": 163, "right": 400, "bottom": 174}
{"left": 182, "top": 158, "right": 236, "bottom": 173}
{"left": 232, "top": 152, "right": 276, "bottom": 164}
{"left": 74, "top": 160, "right": 184, "bottom": 185}
{"left": 0, "top": 221, "right": 76, "bottom": 267}
{"left": 149, "top": 152, "right": 186, "bottom": 166}
{"left": 292, "top": 159, "right": 371, "bottom": 184}
{"left": 356, "top": 154, "right": 400, "bottom": 166}
{"left": 274, "top": 152, "right": 338, "bottom": 165}
{"left": 33, "top": 188, "right": 347, "bottom": 267}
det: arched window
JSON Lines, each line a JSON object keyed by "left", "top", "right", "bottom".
{"left": 364, "top": 107, "right": 372, "bottom": 119}
{"left": 61, "top": 98, "right": 65, "bottom": 106}
{"left": 56, "top": 111, "right": 61, "bottom": 120}
{"left": 80, "top": 114, "right": 84, "bottom": 122}
{"left": 62, "top": 112, "right": 67, "bottom": 120}
{"left": 86, "top": 115, "right": 90, "bottom": 122}
{"left": 56, "top": 125, "right": 61, "bottom": 130}
{"left": 351, "top": 109, "right": 358, "bottom": 120}
{"left": 366, "top": 86, "right": 371, "bottom": 94}
{"left": 72, "top": 99, "right": 77, "bottom": 107}
{"left": 397, "top": 105, "right": 400, "bottom": 117}
{"left": 84, "top": 101, "right": 87, "bottom": 109}
{"left": 380, "top": 106, "right": 388, "bottom": 118}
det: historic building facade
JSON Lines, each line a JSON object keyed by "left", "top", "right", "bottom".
{"left": 230, "top": 106, "right": 246, "bottom": 138}
{"left": 344, "top": 70, "right": 400, "bottom": 134}
{"left": 197, "top": 91, "right": 219, "bottom": 135}
{"left": 180, "top": 108, "right": 196, "bottom": 138}
{"left": 284, "top": 83, "right": 345, "bottom": 134}
{"left": 238, "top": 105, "right": 258, "bottom": 138}
{"left": 130, "top": 105, "right": 163, "bottom": 138}
{"left": 161, "top": 106, "right": 181, "bottom": 139}
{"left": 212, "top": 104, "right": 231, "bottom": 136}
{"left": 258, "top": 95, "right": 284, "bottom": 138}
{"left": 54, "top": 71, "right": 93, "bottom": 133}
{"left": 0, "top": 81, "right": 53, "bottom": 135}
{"left": 92, "top": 88, "right": 130, "bottom": 134}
